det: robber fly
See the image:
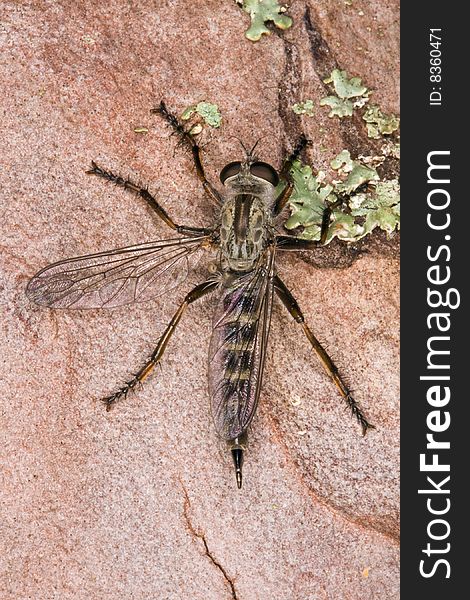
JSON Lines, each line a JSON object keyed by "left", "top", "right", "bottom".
{"left": 26, "top": 101, "right": 373, "bottom": 489}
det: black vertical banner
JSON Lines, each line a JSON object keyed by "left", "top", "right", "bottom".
{"left": 401, "top": 4, "right": 467, "bottom": 598}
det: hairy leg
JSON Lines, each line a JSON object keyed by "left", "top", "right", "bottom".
{"left": 103, "top": 279, "right": 219, "bottom": 410}
{"left": 273, "top": 134, "right": 311, "bottom": 216}
{"left": 151, "top": 101, "right": 222, "bottom": 204}
{"left": 86, "top": 162, "right": 211, "bottom": 236}
{"left": 273, "top": 275, "right": 374, "bottom": 435}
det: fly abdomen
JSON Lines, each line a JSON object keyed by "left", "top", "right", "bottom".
{"left": 210, "top": 306, "right": 259, "bottom": 439}
{"left": 209, "top": 251, "right": 275, "bottom": 488}
{"left": 224, "top": 349, "right": 253, "bottom": 378}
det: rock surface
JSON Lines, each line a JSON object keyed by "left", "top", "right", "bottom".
{"left": 0, "top": 1, "right": 399, "bottom": 598}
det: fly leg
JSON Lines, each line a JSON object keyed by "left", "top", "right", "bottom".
{"left": 86, "top": 162, "right": 211, "bottom": 237}
{"left": 273, "top": 275, "right": 374, "bottom": 435}
{"left": 151, "top": 101, "right": 222, "bottom": 204}
{"left": 102, "top": 279, "right": 219, "bottom": 410}
{"left": 273, "top": 134, "right": 311, "bottom": 216}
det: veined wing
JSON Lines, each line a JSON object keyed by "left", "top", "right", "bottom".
{"left": 26, "top": 235, "right": 210, "bottom": 309}
{"left": 208, "top": 250, "right": 275, "bottom": 440}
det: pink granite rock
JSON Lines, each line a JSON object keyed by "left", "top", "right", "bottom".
{"left": 1, "top": 1, "right": 399, "bottom": 598}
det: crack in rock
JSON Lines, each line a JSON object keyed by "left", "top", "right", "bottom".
{"left": 303, "top": 6, "right": 389, "bottom": 161}
{"left": 180, "top": 482, "right": 238, "bottom": 600}
{"left": 277, "top": 37, "right": 304, "bottom": 154}
{"left": 266, "top": 413, "right": 400, "bottom": 544}
{"left": 302, "top": 6, "right": 336, "bottom": 74}
{"left": 302, "top": 6, "right": 400, "bottom": 255}
{"left": 274, "top": 9, "right": 399, "bottom": 264}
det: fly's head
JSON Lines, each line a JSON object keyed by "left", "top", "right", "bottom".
{"left": 219, "top": 139, "right": 279, "bottom": 197}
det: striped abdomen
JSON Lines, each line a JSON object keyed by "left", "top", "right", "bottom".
{"left": 208, "top": 265, "right": 273, "bottom": 441}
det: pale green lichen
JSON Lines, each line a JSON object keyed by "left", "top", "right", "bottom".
{"left": 284, "top": 163, "right": 334, "bottom": 231}
{"left": 324, "top": 69, "right": 368, "bottom": 98}
{"left": 237, "top": 0, "right": 293, "bottom": 42}
{"left": 319, "top": 96, "right": 354, "bottom": 118}
{"left": 330, "top": 149, "right": 355, "bottom": 172}
{"left": 331, "top": 150, "right": 379, "bottom": 195}
{"left": 188, "top": 123, "right": 203, "bottom": 136}
{"left": 320, "top": 69, "right": 370, "bottom": 118}
{"left": 285, "top": 151, "right": 399, "bottom": 243}
{"left": 181, "top": 102, "right": 222, "bottom": 128}
{"left": 181, "top": 105, "right": 197, "bottom": 121}
{"left": 292, "top": 100, "right": 315, "bottom": 116}
{"left": 363, "top": 105, "right": 400, "bottom": 139}
{"left": 381, "top": 141, "right": 400, "bottom": 159}
{"left": 350, "top": 179, "right": 400, "bottom": 235}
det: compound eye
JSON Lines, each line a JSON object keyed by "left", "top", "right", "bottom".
{"left": 250, "top": 162, "right": 279, "bottom": 186}
{"left": 220, "top": 162, "right": 242, "bottom": 184}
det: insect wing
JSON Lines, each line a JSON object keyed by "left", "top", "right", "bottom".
{"left": 26, "top": 236, "right": 210, "bottom": 309}
{"left": 208, "top": 252, "right": 274, "bottom": 440}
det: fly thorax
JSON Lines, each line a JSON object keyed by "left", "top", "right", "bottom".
{"left": 219, "top": 194, "right": 267, "bottom": 271}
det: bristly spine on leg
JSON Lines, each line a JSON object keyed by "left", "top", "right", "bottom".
{"left": 151, "top": 101, "right": 190, "bottom": 144}
{"left": 345, "top": 390, "right": 375, "bottom": 436}
{"left": 102, "top": 370, "right": 147, "bottom": 411}
{"left": 150, "top": 100, "right": 223, "bottom": 205}
{"left": 280, "top": 134, "right": 312, "bottom": 179}
{"left": 273, "top": 275, "right": 375, "bottom": 436}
